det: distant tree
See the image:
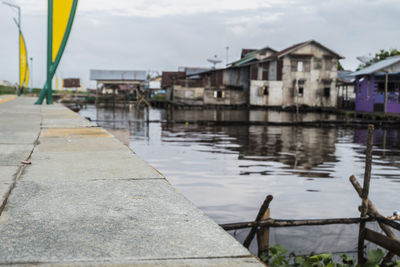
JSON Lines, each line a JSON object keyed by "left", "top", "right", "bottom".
{"left": 357, "top": 48, "right": 400, "bottom": 70}
{"left": 338, "top": 61, "right": 344, "bottom": 71}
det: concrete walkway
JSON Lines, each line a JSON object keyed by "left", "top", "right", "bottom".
{"left": 0, "top": 97, "right": 263, "bottom": 266}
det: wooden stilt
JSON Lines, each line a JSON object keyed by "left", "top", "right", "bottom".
{"left": 257, "top": 208, "right": 270, "bottom": 256}
{"left": 243, "top": 195, "right": 273, "bottom": 248}
{"left": 357, "top": 124, "right": 374, "bottom": 264}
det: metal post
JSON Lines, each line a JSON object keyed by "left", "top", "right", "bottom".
{"left": 3, "top": 1, "right": 21, "bottom": 95}
{"left": 46, "top": 0, "right": 53, "bottom": 104}
{"left": 30, "top": 57, "right": 33, "bottom": 92}
{"left": 18, "top": 6, "right": 20, "bottom": 95}
{"left": 384, "top": 72, "right": 388, "bottom": 113}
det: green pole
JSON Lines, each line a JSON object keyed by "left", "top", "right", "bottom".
{"left": 45, "top": 0, "right": 53, "bottom": 104}
{"left": 18, "top": 7, "right": 21, "bottom": 96}
{"left": 35, "top": 0, "right": 53, "bottom": 104}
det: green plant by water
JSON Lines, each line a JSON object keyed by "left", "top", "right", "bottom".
{"left": 261, "top": 244, "right": 400, "bottom": 267}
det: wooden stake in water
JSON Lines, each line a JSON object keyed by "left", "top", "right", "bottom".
{"left": 243, "top": 195, "right": 273, "bottom": 248}
{"left": 257, "top": 207, "right": 270, "bottom": 256}
{"left": 358, "top": 124, "right": 374, "bottom": 263}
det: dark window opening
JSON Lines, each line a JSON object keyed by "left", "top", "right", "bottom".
{"left": 217, "top": 91, "right": 223, "bottom": 98}
{"left": 263, "top": 87, "right": 269, "bottom": 95}
{"left": 298, "top": 87, "right": 304, "bottom": 97}
{"left": 377, "top": 82, "right": 385, "bottom": 93}
{"left": 389, "top": 82, "right": 397, "bottom": 93}
{"left": 324, "top": 87, "right": 330, "bottom": 97}
{"left": 377, "top": 82, "right": 400, "bottom": 93}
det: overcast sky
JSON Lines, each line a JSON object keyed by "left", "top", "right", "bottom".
{"left": 1, "top": 0, "right": 400, "bottom": 88}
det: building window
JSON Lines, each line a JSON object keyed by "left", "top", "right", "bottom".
{"left": 258, "top": 64, "right": 264, "bottom": 80}
{"left": 298, "top": 87, "right": 304, "bottom": 97}
{"left": 297, "top": 61, "right": 304, "bottom": 72}
{"left": 263, "top": 86, "right": 269, "bottom": 95}
{"left": 325, "top": 59, "right": 333, "bottom": 70}
{"left": 214, "top": 90, "right": 223, "bottom": 98}
{"left": 269, "top": 61, "right": 277, "bottom": 81}
{"left": 314, "top": 58, "right": 322, "bottom": 69}
{"left": 324, "top": 87, "right": 330, "bottom": 97}
{"left": 297, "top": 79, "right": 305, "bottom": 97}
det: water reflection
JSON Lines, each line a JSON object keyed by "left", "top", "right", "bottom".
{"left": 168, "top": 108, "right": 339, "bottom": 123}
{"left": 79, "top": 105, "right": 400, "bottom": 254}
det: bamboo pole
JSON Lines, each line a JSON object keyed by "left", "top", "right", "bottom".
{"left": 220, "top": 217, "right": 373, "bottom": 231}
{"left": 350, "top": 176, "right": 397, "bottom": 262}
{"left": 350, "top": 176, "right": 397, "bottom": 239}
{"left": 373, "top": 216, "right": 400, "bottom": 232}
{"left": 358, "top": 124, "right": 374, "bottom": 263}
{"left": 243, "top": 195, "right": 273, "bottom": 248}
{"left": 364, "top": 229, "right": 400, "bottom": 256}
{"left": 257, "top": 208, "right": 270, "bottom": 256}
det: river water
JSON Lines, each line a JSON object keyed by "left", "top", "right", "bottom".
{"left": 80, "top": 105, "right": 400, "bottom": 255}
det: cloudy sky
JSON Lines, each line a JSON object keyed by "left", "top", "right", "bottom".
{"left": 1, "top": 0, "right": 400, "bottom": 88}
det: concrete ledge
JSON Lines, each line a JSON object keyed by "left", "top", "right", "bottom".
{"left": 6, "top": 257, "right": 262, "bottom": 266}
{"left": 0, "top": 97, "right": 264, "bottom": 266}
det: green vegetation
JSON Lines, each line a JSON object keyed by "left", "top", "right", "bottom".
{"left": 338, "top": 61, "right": 345, "bottom": 71}
{"left": 0, "top": 85, "right": 16, "bottom": 95}
{"left": 0, "top": 85, "right": 43, "bottom": 95}
{"left": 261, "top": 245, "right": 400, "bottom": 267}
{"left": 151, "top": 94, "right": 166, "bottom": 101}
{"left": 357, "top": 48, "right": 400, "bottom": 70}
{"left": 0, "top": 85, "right": 91, "bottom": 96}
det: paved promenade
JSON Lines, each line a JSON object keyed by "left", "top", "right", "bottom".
{"left": 0, "top": 96, "right": 263, "bottom": 266}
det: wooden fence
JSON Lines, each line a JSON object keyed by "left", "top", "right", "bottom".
{"left": 219, "top": 125, "right": 400, "bottom": 265}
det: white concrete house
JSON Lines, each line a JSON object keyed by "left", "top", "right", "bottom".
{"left": 249, "top": 40, "right": 343, "bottom": 108}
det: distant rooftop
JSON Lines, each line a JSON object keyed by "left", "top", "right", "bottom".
{"left": 338, "top": 71, "right": 355, "bottom": 83}
{"left": 351, "top": 55, "right": 400, "bottom": 76}
{"left": 90, "top": 70, "right": 147, "bottom": 81}
{"left": 229, "top": 46, "right": 276, "bottom": 67}
{"left": 178, "top": 67, "right": 210, "bottom": 76}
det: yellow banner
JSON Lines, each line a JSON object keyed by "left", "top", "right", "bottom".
{"left": 55, "top": 76, "right": 59, "bottom": 91}
{"left": 52, "top": 0, "right": 74, "bottom": 62}
{"left": 19, "top": 32, "right": 28, "bottom": 87}
{"left": 24, "top": 67, "right": 30, "bottom": 88}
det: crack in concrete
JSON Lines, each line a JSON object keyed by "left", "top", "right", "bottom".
{"left": 0, "top": 107, "right": 43, "bottom": 217}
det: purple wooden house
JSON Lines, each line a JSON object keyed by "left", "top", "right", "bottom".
{"left": 352, "top": 56, "right": 400, "bottom": 113}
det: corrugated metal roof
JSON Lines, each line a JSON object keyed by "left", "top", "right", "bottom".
{"left": 185, "top": 68, "right": 210, "bottom": 76}
{"left": 90, "top": 70, "right": 147, "bottom": 81}
{"left": 338, "top": 71, "right": 355, "bottom": 83}
{"left": 177, "top": 67, "right": 210, "bottom": 76}
{"left": 230, "top": 46, "right": 276, "bottom": 67}
{"left": 351, "top": 56, "right": 400, "bottom": 76}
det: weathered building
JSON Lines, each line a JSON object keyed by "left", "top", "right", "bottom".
{"left": 201, "top": 67, "right": 249, "bottom": 106}
{"left": 161, "top": 71, "right": 186, "bottom": 101}
{"left": 352, "top": 56, "right": 400, "bottom": 113}
{"left": 90, "top": 70, "right": 147, "bottom": 94}
{"left": 167, "top": 41, "right": 342, "bottom": 108}
{"left": 249, "top": 40, "right": 343, "bottom": 108}
{"left": 162, "top": 69, "right": 207, "bottom": 104}
{"left": 171, "top": 67, "right": 250, "bottom": 106}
